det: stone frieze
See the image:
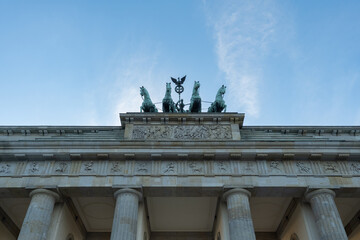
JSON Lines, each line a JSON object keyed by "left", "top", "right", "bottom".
{"left": 132, "top": 125, "right": 232, "bottom": 140}
{"left": 0, "top": 160, "right": 359, "bottom": 177}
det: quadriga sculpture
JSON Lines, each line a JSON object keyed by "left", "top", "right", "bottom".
{"left": 140, "top": 86, "right": 158, "bottom": 112}
{"left": 189, "top": 81, "right": 201, "bottom": 112}
{"left": 208, "top": 85, "right": 227, "bottom": 112}
{"left": 162, "top": 83, "right": 176, "bottom": 113}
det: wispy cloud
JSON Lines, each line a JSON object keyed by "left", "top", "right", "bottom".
{"left": 110, "top": 52, "right": 162, "bottom": 124}
{"left": 205, "top": 1, "right": 278, "bottom": 117}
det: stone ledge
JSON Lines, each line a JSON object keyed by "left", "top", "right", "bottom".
{"left": 120, "top": 112, "right": 245, "bottom": 126}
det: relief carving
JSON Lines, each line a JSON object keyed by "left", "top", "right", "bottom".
{"left": 243, "top": 161, "right": 255, "bottom": 173}
{"left": 269, "top": 161, "right": 282, "bottom": 173}
{"left": 4, "top": 160, "right": 357, "bottom": 177}
{"left": 132, "top": 127, "right": 148, "bottom": 139}
{"left": 84, "top": 161, "right": 94, "bottom": 172}
{"left": 132, "top": 125, "right": 232, "bottom": 140}
{"left": 0, "top": 164, "right": 10, "bottom": 173}
{"left": 133, "top": 126, "right": 171, "bottom": 139}
{"left": 323, "top": 162, "right": 339, "bottom": 173}
{"left": 136, "top": 162, "right": 149, "bottom": 173}
{"left": 216, "top": 161, "right": 228, "bottom": 173}
{"left": 350, "top": 162, "right": 360, "bottom": 173}
{"left": 55, "top": 162, "right": 68, "bottom": 173}
{"left": 29, "top": 162, "right": 39, "bottom": 173}
{"left": 188, "top": 161, "right": 203, "bottom": 173}
{"left": 163, "top": 162, "right": 176, "bottom": 174}
{"left": 111, "top": 162, "right": 122, "bottom": 173}
{"left": 295, "top": 162, "right": 311, "bottom": 174}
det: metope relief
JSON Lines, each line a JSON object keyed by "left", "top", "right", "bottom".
{"left": 135, "top": 162, "right": 151, "bottom": 174}
{"left": 188, "top": 161, "right": 204, "bottom": 174}
{"left": 214, "top": 161, "right": 229, "bottom": 174}
{"left": 132, "top": 125, "right": 232, "bottom": 140}
{"left": 55, "top": 162, "right": 69, "bottom": 174}
{"left": 80, "top": 161, "right": 97, "bottom": 174}
{"left": 295, "top": 161, "right": 312, "bottom": 174}
{"left": 26, "top": 162, "right": 42, "bottom": 174}
{"left": 322, "top": 162, "right": 340, "bottom": 174}
{"left": 2, "top": 160, "right": 360, "bottom": 177}
{"left": 162, "top": 162, "right": 176, "bottom": 175}
{"left": 267, "top": 161, "right": 284, "bottom": 174}
{"left": 241, "top": 161, "right": 256, "bottom": 174}
{"left": 349, "top": 162, "right": 360, "bottom": 174}
{"left": 110, "top": 162, "right": 123, "bottom": 173}
{"left": 0, "top": 163, "right": 11, "bottom": 174}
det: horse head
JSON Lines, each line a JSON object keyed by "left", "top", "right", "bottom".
{"left": 140, "top": 86, "right": 150, "bottom": 100}
{"left": 193, "top": 81, "right": 200, "bottom": 90}
{"left": 166, "top": 82, "right": 171, "bottom": 94}
{"left": 219, "top": 85, "right": 226, "bottom": 96}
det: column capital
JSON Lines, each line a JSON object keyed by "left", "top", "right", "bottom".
{"left": 29, "top": 189, "right": 60, "bottom": 201}
{"left": 111, "top": 188, "right": 142, "bottom": 240}
{"left": 223, "top": 188, "right": 251, "bottom": 201}
{"left": 19, "top": 189, "right": 59, "bottom": 240}
{"left": 305, "top": 189, "right": 335, "bottom": 202}
{"left": 114, "top": 188, "right": 143, "bottom": 201}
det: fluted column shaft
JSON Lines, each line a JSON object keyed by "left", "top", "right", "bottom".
{"left": 305, "top": 189, "right": 347, "bottom": 240}
{"left": 18, "top": 189, "right": 59, "bottom": 240}
{"left": 110, "top": 188, "right": 142, "bottom": 240}
{"left": 224, "top": 188, "right": 256, "bottom": 240}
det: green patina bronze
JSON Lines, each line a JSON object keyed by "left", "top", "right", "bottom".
{"left": 208, "top": 85, "right": 227, "bottom": 113}
{"left": 140, "top": 86, "right": 158, "bottom": 112}
{"left": 176, "top": 99, "right": 185, "bottom": 113}
{"left": 139, "top": 77, "right": 226, "bottom": 113}
{"left": 162, "top": 83, "right": 177, "bottom": 113}
{"left": 189, "top": 81, "right": 201, "bottom": 113}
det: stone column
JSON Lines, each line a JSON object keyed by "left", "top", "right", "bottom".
{"left": 110, "top": 188, "right": 142, "bottom": 240}
{"left": 305, "top": 189, "right": 347, "bottom": 240}
{"left": 18, "top": 189, "right": 59, "bottom": 240}
{"left": 223, "top": 188, "right": 256, "bottom": 240}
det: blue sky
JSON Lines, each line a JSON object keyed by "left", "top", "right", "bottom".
{"left": 0, "top": 0, "right": 359, "bottom": 126}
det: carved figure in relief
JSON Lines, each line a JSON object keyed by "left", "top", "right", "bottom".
{"left": 0, "top": 164, "right": 10, "bottom": 173}
{"left": 30, "top": 162, "right": 39, "bottom": 173}
{"left": 350, "top": 163, "right": 360, "bottom": 173}
{"left": 84, "top": 161, "right": 93, "bottom": 171}
{"left": 210, "top": 125, "right": 231, "bottom": 139}
{"left": 244, "top": 162, "right": 254, "bottom": 172}
{"left": 163, "top": 162, "right": 175, "bottom": 173}
{"left": 55, "top": 162, "right": 68, "bottom": 173}
{"left": 324, "top": 162, "right": 338, "bottom": 173}
{"left": 132, "top": 125, "right": 232, "bottom": 140}
{"left": 148, "top": 126, "right": 171, "bottom": 139}
{"left": 162, "top": 83, "right": 177, "bottom": 113}
{"left": 136, "top": 163, "right": 148, "bottom": 173}
{"left": 270, "top": 161, "right": 281, "bottom": 171}
{"left": 111, "top": 162, "right": 122, "bottom": 172}
{"left": 208, "top": 85, "right": 227, "bottom": 113}
{"left": 188, "top": 162, "right": 202, "bottom": 173}
{"left": 216, "top": 161, "right": 228, "bottom": 172}
{"left": 140, "top": 86, "right": 158, "bottom": 113}
{"left": 189, "top": 81, "right": 201, "bottom": 112}
{"left": 296, "top": 162, "right": 310, "bottom": 173}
